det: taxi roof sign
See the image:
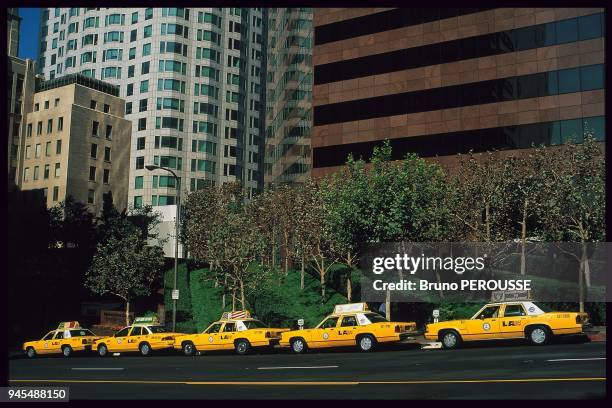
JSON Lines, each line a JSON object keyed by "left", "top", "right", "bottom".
{"left": 132, "top": 316, "right": 160, "bottom": 326}
{"left": 221, "top": 310, "right": 251, "bottom": 320}
{"left": 57, "top": 321, "right": 80, "bottom": 330}
{"left": 333, "top": 303, "right": 369, "bottom": 314}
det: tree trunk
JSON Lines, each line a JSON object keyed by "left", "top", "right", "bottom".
{"left": 125, "top": 300, "right": 130, "bottom": 326}
{"left": 240, "top": 279, "right": 246, "bottom": 310}
{"left": 232, "top": 289, "right": 236, "bottom": 311}
{"left": 520, "top": 198, "right": 528, "bottom": 276}
{"left": 300, "top": 254, "right": 305, "bottom": 290}
{"left": 385, "top": 289, "right": 391, "bottom": 321}
{"left": 320, "top": 258, "right": 326, "bottom": 300}
{"left": 346, "top": 274, "right": 352, "bottom": 301}
{"left": 582, "top": 241, "right": 591, "bottom": 288}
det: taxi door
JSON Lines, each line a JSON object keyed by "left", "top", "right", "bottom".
{"left": 337, "top": 315, "right": 359, "bottom": 346}
{"left": 126, "top": 326, "right": 143, "bottom": 351}
{"left": 49, "top": 331, "right": 65, "bottom": 353}
{"left": 312, "top": 316, "right": 340, "bottom": 348}
{"left": 499, "top": 304, "right": 528, "bottom": 338}
{"left": 198, "top": 322, "right": 223, "bottom": 350}
{"left": 464, "top": 305, "right": 502, "bottom": 340}
{"left": 219, "top": 322, "right": 237, "bottom": 350}
{"left": 38, "top": 332, "right": 55, "bottom": 355}
{"left": 110, "top": 327, "right": 131, "bottom": 352}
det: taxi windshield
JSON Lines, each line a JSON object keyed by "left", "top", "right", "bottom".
{"left": 147, "top": 326, "right": 169, "bottom": 333}
{"left": 243, "top": 320, "right": 267, "bottom": 329}
{"left": 364, "top": 313, "right": 388, "bottom": 323}
{"left": 69, "top": 329, "right": 95, "bottom": 337}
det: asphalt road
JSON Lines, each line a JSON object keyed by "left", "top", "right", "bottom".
{"left": 8, "top": 339, "right": 606, "bottom": 399}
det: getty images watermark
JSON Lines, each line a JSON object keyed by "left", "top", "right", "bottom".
{"left": 360, "top": 242, "right": 610, "bottom": 303}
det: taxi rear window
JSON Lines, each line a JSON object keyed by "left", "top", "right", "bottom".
{"left": 148, "top": 326, "right": 169, "bottom": 333}
{"left": 69, "top": 329, "right": 94, "bottom": 337}
{"left": 364, "top": 313, "right": 388, "bottom": 323}
{"left": 243, "top": 320, "right": 267, "bottom": 329}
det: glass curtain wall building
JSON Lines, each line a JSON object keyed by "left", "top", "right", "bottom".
{"left": 37, "top": 7, "right": 267, "bottom": 206}
{"left": 312, "top": 8, "right": 605, "bottom": 176}
{"left": 264, "top": 8, "right": 312, "bottom": 187}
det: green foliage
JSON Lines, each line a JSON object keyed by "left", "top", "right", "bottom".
{"left": 189, "top": 269, "right": 225, "bottom": 332}
{"left": 163, "top": 263, "right": 196, "bottom": 333}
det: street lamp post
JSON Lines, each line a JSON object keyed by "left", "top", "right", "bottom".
{"left": 145, "top": 164, "right": 180, "bottom": 332}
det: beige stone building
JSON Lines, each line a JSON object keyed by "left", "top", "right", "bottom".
{"left": 18, "top": 74, "right": 131, "bottom": 213}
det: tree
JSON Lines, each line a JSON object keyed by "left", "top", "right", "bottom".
{"left": 537, "top": 137, "right": 605, "bottom": 310}
{"left": 86, "top": 232, "right": 166, "bottom": 325}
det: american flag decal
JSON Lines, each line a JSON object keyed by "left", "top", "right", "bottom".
{"left": 230, "top": 311, "right": 248, "bottom": 319}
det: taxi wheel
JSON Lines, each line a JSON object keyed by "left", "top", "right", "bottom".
{"left": 139, "top": 342, "right": 152, "bottom": 356}
{"left": 235, "top": 339, "right": 251, "bottom": 355}
{"left": 26, "top": 347, "right": 36, "bottom": 358}
{"left": 290, "top": 338, "right": 307, "bottom": 354}
{"left": 97, "top": 344, "right": 109, "bottom": 357}
{"left": 527, "top": 326, "right": 551, "bottom": 346}
{"left": 61, "top": 345, "right": 73, "bottom": 358}
{"left": 182, "top": 341, "right": 196, "bottom": 356}
{"left": 440, "top": 330, "right": 461, "bottom": 350}
{"left": 357, "top": 334, "right": 376, "bottom": 352}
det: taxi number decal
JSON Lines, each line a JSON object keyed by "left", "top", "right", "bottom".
{"left": 483, "top": 323, "right": 491, "bottom": 331}
{"left": 502, "top": 321, "right": 521, "bottom": 327}
{"left": 338, "top": 330, "right": 352, "bottom": 335}
{"left": 208, "top": 336, "right": 214, "bottom": 342}
{"left": 323, "top": 332, "right": 329, "bottom": 340}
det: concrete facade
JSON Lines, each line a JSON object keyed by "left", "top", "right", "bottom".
{"left": 311, "top": 8, "right": 606, "bottom": 176}
{"left": 37, "top": 8, "right": 266, "bottom": 207}
{"left": 18, "top": 75, "right": 131, "bottom": 214}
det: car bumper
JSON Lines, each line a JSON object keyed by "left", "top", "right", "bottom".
{"left": 399, "top": 331, "right": 422, "bottom": 343}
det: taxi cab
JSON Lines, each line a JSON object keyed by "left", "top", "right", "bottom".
{"left": 93, "top": 316, "right": 183, "bottom": 357}
{"left": 279, "top": 303, "right": 419, "bottom": 353}
{"left": 22, "top": 321, "right": 101, "bottom": 358}
{"left": 424, "top": 301, "right": 590, "bottom": 349}
{"left": 174, "top": 310, "right": 288, "bottom": 355}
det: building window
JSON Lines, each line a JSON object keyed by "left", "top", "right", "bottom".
{"left": 44, "top": 164, "right": 50, "bottom": 179}
{"left": 33, "top": 166, "right": 39, "bottom": 181}
{"left": 144, "top": 25, "right": 152, "bottom": 38}
{"left": 45, "top": 142, "right": 51, "bottom": 156}
{"left": 136, "top": 156, "right": 144, "bottom": 169}
{"left": 137, "top": 137, "right": 146, "bottom": 150}
{"left": 139, "top": 99, "right": 148, "bottom": 112}
{"left": 56, "top": 140, "right": 62, "bottom": 155}
{"left": 53, "top": 186, "right": 59, "bottom": 201}
{"left": 91, "top": 143, "right": 98, "bottom": 158}
{"left": 127, "top": 83, "right": 134, "bottom": 96}
{"left": 126, "top": 102, "right": 132, "bottom": 114}
{"left": 92, "top": 121, "right": 99, "bottom": 136}
{"left": 145, "top": 8, "right": 153, "bottom": 20}
{"left": 37, "top": 121, "right": 42, "bottom": 135}
{"left": 54, "top": 163, "right": 61, "bottom": 178}
{"left": 140, "top": 80, "right": 149, "bottom": 93}
{"left": 133, "top": 196, "right": 143, "bottom": 208}
{"left": 25, "top": 145, "right": 31, "bottom": 159}
{"left": 54, "top": 98, "right": 60, "bottom": 107}
{"left": 135, "top": 176, "right": 143, "bottom": 189}
{"left": 90, "top": 99, "right": 97, "bottom": 109}
{"left": 89, "top": 166, "right": 96, "bottom": 181}
{"left": 44, "top": 100, "right": 50, "bottom": 109}
{"left": 104, "top": 147, "right": 111, "bottom": 161}
{"left": 103, "top": 104, "right": 110, "bottom": 113}
{"left": 23, "top": 167, "right": 29, "bottom": 182}
{"left": 131, "top": 11, "right": 139, "bottom": 24}
{"left": 57, "top": 117, "right": 63, "bottom": 131}
{"left": 103, "top": 169, "right": 110, "bottom": 184}
{"left": 87, "top": 189, "right": 95, "bottom": 204}
{"left": 142, "top": 43, "right": 151, "bottom": 56}
{"left": 27, "top": 123, "right": 32, "bottom": 137}
{"left": 106, "top": 125, "right": 113, "bottom": 139}
{"left": 47, "top": 119, "right": 53, "bottom": 134}
{"left": 138, "top": 118, "right": 147, "bottom": 131}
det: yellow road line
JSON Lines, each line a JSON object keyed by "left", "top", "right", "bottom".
{"left": 9, "top": 377, "right": 606, "bottom": 386}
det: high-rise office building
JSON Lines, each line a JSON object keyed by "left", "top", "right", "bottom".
{"left": 18, "top": 74, "right": 131, "bottom": 213}
{"left": 312, "top": 8, "right": 605, "bottom": 176}
{"left": 264, "top": 8, "right": 313, "bottom": 187}
{"left": 7, "top": 8, "right": 21, "bottom": 57}
{"left": 38, "top": 8, "right": 266, "bottom": 207}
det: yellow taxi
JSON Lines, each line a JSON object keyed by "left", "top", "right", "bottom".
{"left": 22, "top": 321, "right": 101, "bottom": 358}
{"left": 424, "top": 301, "right": 590, "bottom": 349}
{"left": 93, "top": 316, "right": 183, "bottom": 357}
{"left": 174, "top": 310, "right": 288, "bottom": 355}
{"left": 279, "top": 303, "right": 418, "bottom": 353}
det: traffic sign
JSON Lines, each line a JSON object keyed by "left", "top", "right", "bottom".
{"left": 171, "top": 290, "right": 180, "bottom": 300}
